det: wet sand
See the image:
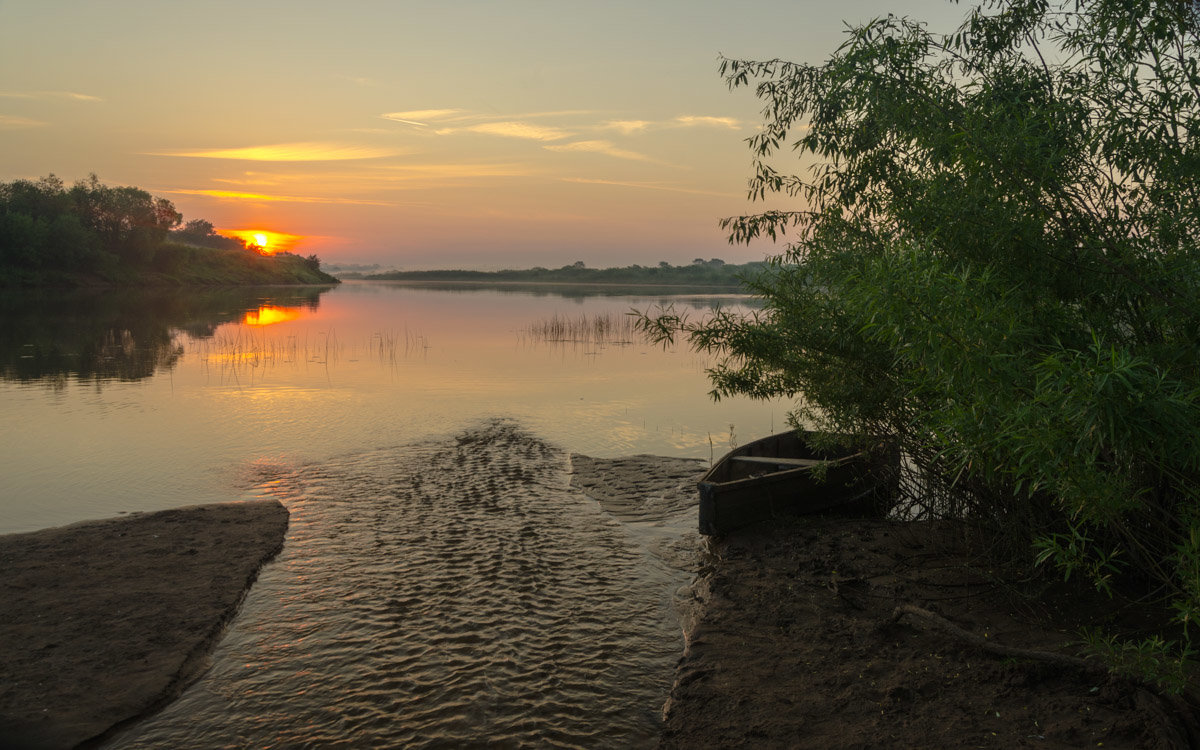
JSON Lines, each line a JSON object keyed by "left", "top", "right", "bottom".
{"left": 0, "top": 500, "right": 288, "bottom": 749}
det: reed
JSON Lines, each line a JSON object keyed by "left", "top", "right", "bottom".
{"left": 371, "top": 328, "right": 429, "bottom": 364}
{"left": 523, "top": 312, "right": 639, "bottom": 346}
{"left": 189, "top": 325, "right": 428, "bottom": 380}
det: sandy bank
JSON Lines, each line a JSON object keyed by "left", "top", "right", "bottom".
{"left": 0, "top": 500, "right": 288, "bottom": 749}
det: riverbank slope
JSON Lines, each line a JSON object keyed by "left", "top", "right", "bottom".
{"left": 0, "top": 501, "right": 288, "bottom": 749}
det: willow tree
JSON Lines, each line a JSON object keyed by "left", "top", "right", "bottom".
{"left": 648, "top": 0, "right": 1200, "bottom": 687}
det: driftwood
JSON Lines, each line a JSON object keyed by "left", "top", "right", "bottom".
{"left": 889, "top": 603, "right": 1102, "bottom": 673}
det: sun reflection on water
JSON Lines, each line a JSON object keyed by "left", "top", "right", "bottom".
{"left": 244, "top": 306, "right": 304, "bottom": 326}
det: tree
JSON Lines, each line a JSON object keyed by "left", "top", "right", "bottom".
{"left": 172, "top": 218, "right": 243, "bottom": 251}
{"left": 643, "top": 0, "right": 1200, "bottom": 688}
{"left": 68, "top": 175, "right": 181, "bottom": 263}
{"left": 0, "top": 174, "right": 110, "bottom": 272}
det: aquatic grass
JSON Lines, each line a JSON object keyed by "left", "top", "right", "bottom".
{"left": 522, "top": 313, "right": 640, "bottom": 347}
{"left": 370, "top": 328, "right": 429, "bottom": 364}
{"left": 190, "top": 326, "right": 429, "bottom": 381}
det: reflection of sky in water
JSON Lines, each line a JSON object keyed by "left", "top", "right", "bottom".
{"left": 0, "top": 282, "right": 787, "bottom": 533}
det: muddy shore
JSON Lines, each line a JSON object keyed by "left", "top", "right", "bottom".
{"left": 0, "top": 501, "right": 288, "bottom": 749}
{"left": 569, "top": 452, "right": 1199, "bottom": 747}
{"left": 659, "top": 517, "right": 1198, "bottom": 749}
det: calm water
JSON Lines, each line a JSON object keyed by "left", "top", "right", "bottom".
{"left": 0, "top": 281, "right": 784, "bottom": 747}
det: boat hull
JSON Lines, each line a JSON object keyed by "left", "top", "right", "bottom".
{"left": 697, "top": 431, "right": 898, "bottom": 535}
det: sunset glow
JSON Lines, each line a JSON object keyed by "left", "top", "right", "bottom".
{"left": 0, "top": 1, "right": 966, "bottom": 269}
{"left": 225, "top": 229, "right": 301, "bottom": 255}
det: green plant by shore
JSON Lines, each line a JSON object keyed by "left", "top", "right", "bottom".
{"left": 0, "top": 174, "right": 337, "bottom": 287}
{"left": 642, "top": 0, "right": 1200, "bottom": 691}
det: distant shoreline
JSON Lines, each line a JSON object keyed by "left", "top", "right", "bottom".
{"left": 357, "top": 278, "right": 749, "bottom": 291}
{"left": 352, "top": 259, "right": 766, "bottom": 289}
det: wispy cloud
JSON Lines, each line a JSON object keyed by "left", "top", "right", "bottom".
{"left": 377, "top": 107, "right": 746, "bottom": 162}
{"left": 0, "top": 114, "right": 47, "bottom": 129}
{"left": 208, "top": 163, "right": 534, "bottom": 192}
{"left": 378, "top": 162, "right": 535, "bottom": 178}
{"left": 674, "top": 115, "right": 742, "bottom": 129}
{"left": 150, "top": 142, "right": 404, "bottom": 161}
{"left": 561, "top": 177, "right": 736, "bottom": 198}
{"left": 601, "top": 120, "right": 652, "bottom": 135}
{"left": 545, "top": 140, "right": 659, "bottom": 163}
{"left": 443, "top": 121, "right": 572, "bottom": 141}
{"left": 600, "top": 115, "right": 744, "bottom": 134}
{"left": 162, "top": 188, "right": 396, "bottom": 206}
{"left": 0, "top": 90, "right": 102, "bottom": 102}
{"left": 381, "top": 109, "right": 466, "bottom": 126}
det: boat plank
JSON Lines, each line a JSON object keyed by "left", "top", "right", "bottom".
{"left": 730, "top": 456, "right": 826, "bottom": 468}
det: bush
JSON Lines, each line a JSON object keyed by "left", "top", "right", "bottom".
{"left": 643, "top": 0, "right": 1200, "bottom": 686}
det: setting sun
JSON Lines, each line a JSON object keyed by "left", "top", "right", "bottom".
{"left": 224, "top": 228, "right": 302, "bottom": 255}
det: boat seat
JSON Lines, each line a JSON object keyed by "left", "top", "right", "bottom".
{"left": 730, "top": 456, "right": 826, "bottom": 468}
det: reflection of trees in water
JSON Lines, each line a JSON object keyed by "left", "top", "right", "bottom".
{"left": 0, "top": 286, "right": 331, "bottom": 386}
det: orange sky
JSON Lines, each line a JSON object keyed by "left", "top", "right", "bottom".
{"left": 0, "top": 1, "right": 965, "bottom": 270}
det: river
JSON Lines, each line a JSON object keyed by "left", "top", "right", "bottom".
{"left": 0, "top": 281, "right": 784, "bottom": 747}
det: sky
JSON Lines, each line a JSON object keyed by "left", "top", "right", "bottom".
{"left": 0, "top": 0, "right": 966, "bottom": 270}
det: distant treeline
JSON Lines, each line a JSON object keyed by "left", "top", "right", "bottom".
{"left": 0, "top": 174, "right": 338, "bottom": 287}
{"left": 362, "top": 259, "right": 767, "bottom": 286}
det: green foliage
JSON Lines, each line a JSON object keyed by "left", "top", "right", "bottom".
{"left": 0, "top": 174, "right": 337, "bottom": 287}
{"left": 645, "top": 0, "right": 1200, "bottom": 686}
{"left": 1079, "top": 627, "right": 1192, "bottom": 695}
{"left": 171, "top": 218, "right": 243, "bottom": 251}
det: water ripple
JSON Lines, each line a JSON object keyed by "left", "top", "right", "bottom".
{"left": 109, "top": 419, "right": 694, "bottom": 749}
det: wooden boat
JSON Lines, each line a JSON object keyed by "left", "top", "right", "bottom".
{"left": 697, "top": 430, "right": 899, "bottom": 535}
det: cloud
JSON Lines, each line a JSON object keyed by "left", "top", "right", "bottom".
{"left": 378, "top": 107, "right": 743, "bottom": 149}
{"left": 544, "top": 140, "right": 658, "bottom": 163}
{"left": 150, "top": 142, "right": 404, "bottom": 161}
{"left": 601, "top": 120, "right": 652, "bottom": 135}
{"left": 0, "top": 114, "right": 47, "bottom": 129}
{"left": 162, "top": 189, "right": 396, "bottom": 206}
{"left": 378, "top": 162, "right": 535, "bottom": 178}
{"left": 673, "top": 115, "right": 742, "bottom": 129}
{"left": 0, "top": 90, "right": 102, "bottom": 102}
{"left": 381, "top": 108, "right": 600, "bottom": 134}
{"left": 208, "top": 163, "right": 535, "bottom": 191}
{"left": 597, "top": 115, "right": 745, "bottom": 135}
{"left": 561, "top": 177, "right": 736, "bottom": 198}
{"left": 381, "top": 109, "right": 465, "bottom": 126}
{"left": 442, "top": 121, "right": 572, "bottom": 141}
